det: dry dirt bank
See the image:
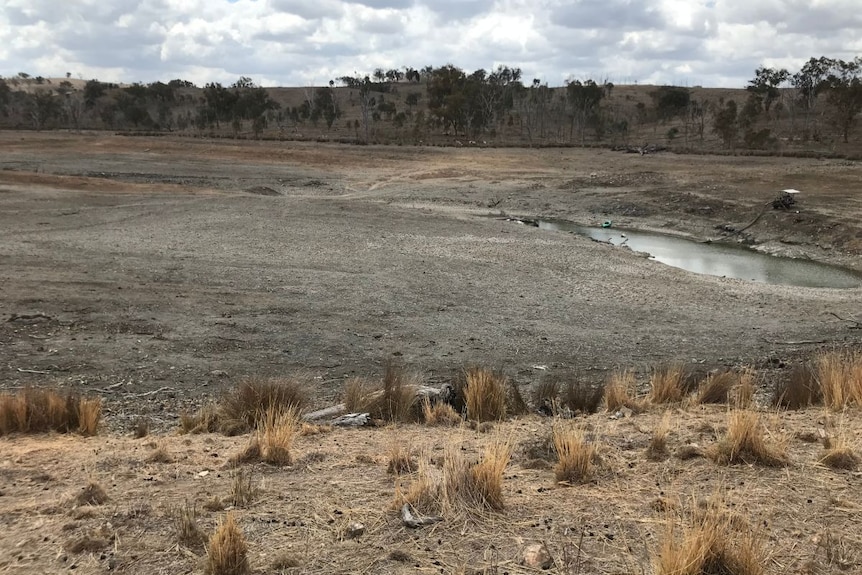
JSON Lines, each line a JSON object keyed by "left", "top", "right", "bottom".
{"left": 1, "top": 131, "right": 861, "bottom": 425}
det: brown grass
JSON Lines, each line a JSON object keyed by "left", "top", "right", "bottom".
{"left": 342, "top": 363, "right": 421, "bottom": 422}
{"left": 387, "top": 441, "right": 417, "bottom": 474}
{"left": 343, "top": 376, "right": 374, "bottom": 413}
{"left": 463, "top": 367, "right": 507, "bottom": 422}
{"left": 562, "top": 381, "right": 605, "bottom": 414}
{"left": 395, "top": 458, "right": 442, "bottom": 516}
{"left": 173, "top": 501, "right": 206, "bottom": 549}
{"left": 229, "top": 469, "right": 258, "bottom": 507}
{"left": 531, "top": 379, "right": 559, "bottom": 414}
{"left": 815, "top": 351, "right": 862, "bottom": 410}
{"left": 819, "top": 433, "right": 860, "bottom": 470}
{"left": 506, "top": 380, "right": 529, "bottom": 416}
{"left": 220, "top": 375, "right": 308, "bottom": 430}
{"left": 75, "top": 481, "right": 109, "bottom": 506}
{"left": 422, "top": 398, "right": 462, "bottom": 426}
{"left": 133, "top": 417, "right": 150, "bottom": 438}
{"left": 696, "top": 371, "right": 735, "bottom": 404}
{"left": 227, "top": 439, "right": 262, "bottom": 468}
{"left": 733, "top": 369, "right": 756, "bottom": 408}
{"left": 258, "top": 407, "right": 300, "bottom": 466}
{"left": 604, "top": 370, "right": 642, "bottom": 412}
{"left": 553, "top": 424, "right": 598, "bottom": 484}
{"left": 706, "top": 410, "right": 788, "bottom": 466}
{"left": 647, "top": 412, "right": 673, "bottom": 460}
{"left": 655, "top": 499, "right": 764, "bottom": 575}
{"left": 649, "top": 363, "right": 687, "bottom": 404}
{"left": 772, "top": 363, "right": 821, "bottom": 409}
{"left": 146, "top": 443, "right": 175, "bottom": 464}
{"left": 0, "top": 388, "right": 101, "bottom": 436}
{"left": 444, "top": 441, "right": 511, "bottom": 511}
{"left": 205, "top": 512, "right": 250, "bottom": 575}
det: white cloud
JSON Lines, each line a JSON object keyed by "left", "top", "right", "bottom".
{"left": 0, "top": 0, "right": 859, "bottom": 87}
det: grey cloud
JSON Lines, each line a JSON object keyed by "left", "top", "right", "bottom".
{"left": 267, "top": 0, "right": 345, "bottom": 19}
{"left": 551, "top": 0, "right": 664, "bottom": 30}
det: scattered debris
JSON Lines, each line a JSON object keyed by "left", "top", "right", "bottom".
{"left": 400, "top": 504, "right": 443, "bottom": 528}
{"left": 521, "top": 542, "right": 554, "bottom": 570}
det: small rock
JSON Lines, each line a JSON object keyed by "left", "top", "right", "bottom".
{"left": 522, "top": 542, "right": 553, "bottom": 570}
{"left": 344, "top": 521, "right": 365, "bottom": 539}
{"left": 209, "top": 370, "right": 228, "bottom": 377}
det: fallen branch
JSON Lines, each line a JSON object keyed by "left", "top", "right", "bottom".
{"left": 8, "top": 312, "right": 53, "bottom": 322}
{"left": 129, "top": 386, "right": 174, "bottom": 398}
{"left": 16, "top": 368, "right": 50, "bottom": 374}
{"left": 400, "top": 504, "right": 443, "bottom": 528}
{"left": 829, "top": 312, "right": 862, "bottom": 329}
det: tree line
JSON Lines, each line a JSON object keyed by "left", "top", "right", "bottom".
{"left": 1, "top": 57, "right": 860, "bottom": 152}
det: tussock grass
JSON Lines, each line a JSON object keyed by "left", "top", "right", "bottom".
{"left": 506, "top": 380, "right": 529, "bottom": 416}
{"left": 463, "top": 367, "right": 508, "bottom": 422}
{"left": 773, "top": 363, "right": 820, "bottom": 409}
{"left": 421, "top": 398, "right": 461, "bottom": 426}
{"left": 819, "top": 433, "right": 860, "bottom": 470}
{"left": 259, "top": 407, "right": 300, "bottom": 466}
{"left": 341, "top": 363, "right": 421, "bottom": 422}
{"left": 205, "top": 512, "right": 250, "bottom": 575}
{"left": 562, "top": 381, "right": 605, "bottom": 414}
{"left": 733, "top": 369, "right": 756, "bottom": 408}
{"left": 553, "top": 424, "right": 598, "bottom": 484}
{"left": 227, "top": 439, "right": 262, "bottom": 468}
{"left": 76, "top": 481, "right": 109, "bottom": 506}
{"left": 815, "top": 350, "right": 862, "bottom": 410}
{"left": 221, "top": 376, "right": 307, "bottom": 429}
{"left": 444, "top": 441, "right": 512, "bottom": 511}
{"left": 146, "top": 443, "right": 175, "bottom": 464}
{"left": 655, "top": 499, "right": 765, "bottom": 575}
{"left": 604, "top": 370, "right": 643, "bottom": 412}
{"left": 649, "top": 363, "right": 687, "bottom": 404}
{"left": 707, "top": 410, "right": 788, "bottom": 466}
{"left": 394, "top": 458, "right": 443, "bottom": 516}
{"left": 696, "top": 371, "right": 736, "bottom": 404}
{"left": 0, "top": 388, "right": 101, "bottom": 436}
{"left": 647, "top": 412, "right": 673, "bottom": 460}
{"left": 173, "top": 501, "right": 206, "bottom": 549}
{"left": 387, "top": 442, "right": 417, "bottom": 474}
{"left": 133, "top": 417, "right": 150, "bottom": 438}
{"left": 532, "top": 379, "right": 560, "bottom": 414}
{"left": 229, "top": 469, "right": 258, "bottom": 507}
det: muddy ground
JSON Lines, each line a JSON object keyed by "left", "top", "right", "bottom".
{"left": 1, "top": 131, "right": 861, "bottom": 426}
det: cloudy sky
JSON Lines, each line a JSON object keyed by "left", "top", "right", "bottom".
{"left": 1, "top": 0, "right": 860, "bottom": 88}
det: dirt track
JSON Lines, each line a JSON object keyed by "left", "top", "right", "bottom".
{"left": 1, "top": 131, "right": 861, "bottom": 423}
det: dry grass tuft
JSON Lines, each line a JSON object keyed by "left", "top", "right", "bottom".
{"left": 562, "top": 381, "right": 605, "bottom": 414}
{"left": 133, "top": 417, "right": 150, "bottom": 438}
{"left": 506, "top": 380, "right": 529, "bottom": 416}
{"left": 772, "top": 363, "right": 820, "bottom": 409}
{"left": 819, "top": 434, "right": 860, "bottom": 470}
{"left": 422, "top": 398, "right": 462, "bottom": 426}
{"left": 463, "top": 367, "right": 507, "bottom": 422}
{"left": 387, "top": 442, "right": 418, "bottom": 474}
{"left": 258, "top": 407, "right": 300, "bottom": 466}
{"left": 649, "top": 363, "right": 688, "bottom": 404}
{"left": 343, "top": 376, "right": 374, "bottom": 413}
{"left": 733, "top": 369, "right": 756, "bottom": 408}
{"left": 76, "top": 481, "right": 109, "bottom": 506}
{"left": 815, "top": 351, "right": 862, "bottom": 410}
{"left": 394, "top": 458, "right": 443, "bottom": 516}
{"left": 227, "top": 439, "right": 262, "bottom": 468}
{"left": 706, "top": 410, "right": 788, "bottom": 466}
{"left": 604, "top": 370, "right": 642, "bottom": 412}
{"left": 0, "top": 388, "right": 101, "bottom": 436}
{"left": 173, "top": 501, "right": 206, "bottom": 549}
{"left": 229, "top": 469, "right": 258, "bottom": 507}
{"left": 696, "top": 371, "right": 736, "bottom": 404}
{"left": 205, "top": 512, "right": 250, "bottom": 575}
{"left": 647, "top": 412, "right": 673, "bottom": 460}
{"left": 532, "top": 379, "right": 560, "bottom": 414}
{"left": 66, "top": 535, "right": 110, "bottom": 554}
{"left": 271, "top": 552, "right": 302, "bottom": 570}
{"left": 655, "top": 500, "right": 765, "bottom": 575}
{"left": 146, "top": 443, "right": 175, "bottom": 464}
{"left": 553, "top": 424, "right": 598, "bottom": 484}
{"left": 342, "top": 363, "right": 421, "bottom": 422}
{"left": 444, "top": 441, "right": 512, "bottom": 511}
{"left": 299, "top": 422, "right": 332, "bottom": 436}
{"left": 220, "top": 375, "right": 308, "bottom": 430}
{"left": 179, "top": 403, "right": 221, "bottom": 434}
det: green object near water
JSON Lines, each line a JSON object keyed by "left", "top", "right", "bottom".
{"left": 601, "top": 221, "right": 612, "bottom": 228}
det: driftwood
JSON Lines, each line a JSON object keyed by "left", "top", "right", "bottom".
{"left": 303, "top": 386, "right": 451, "bottom": 423}
{"left": 400, "top": 504, "right": 443, "bottom": 528}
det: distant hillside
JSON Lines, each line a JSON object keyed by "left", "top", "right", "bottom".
{"left": 2, "top": 60, "right": 861, "bottom": 158}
